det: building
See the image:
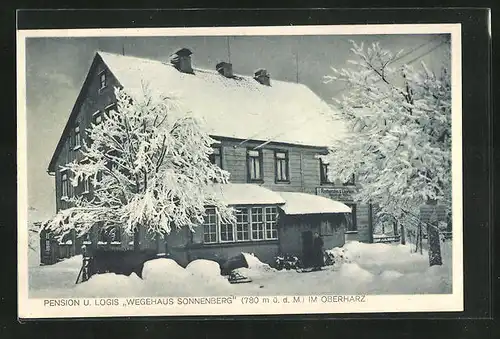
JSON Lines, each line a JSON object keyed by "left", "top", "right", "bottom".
{"left": 42, "top": 49, "right": 374, "bottom": 268}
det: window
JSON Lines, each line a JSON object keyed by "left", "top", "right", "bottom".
{"left": 343, "top": 174, "right": 355, "bottom": 186}
{"left": 235, "top": 208, "right": 250, "bottom": 241}
{"left": 220, "top": 222, "right": 234, "bottom": 242}
{"left": 202, "top": 206, "right": 278, "bottom": 244}
{"left": 345, "top": 203, "right": 357, "bottom": 232}
{"left": 320, "top": 158, "right": 333, "bottom": 184}
{"left": 44, "top": 233, "right": 51, "bottom": 252}
{"left": 98, "top": 225, "right": 121, "bottom": 243}
{"left": 92, "top": 111, "right": 102, "bottom": 125}
{"left": 83, "top": 177, "right": 90, "bottom": 193}
{"left": 61, "top": 172, "right": 69, "bottom": 198}
{"left": 275, "top": 151, "right": 289, "bottom": 182}
{"left": 320, "top": 219, "right": 334, "bottom": 236}
{"left": 209, "top": 146, "right": 223, "bottom": 169}
{"left": 99, "top": 71, "right": 107, "bottom": 90}
{"left": 264, "top": 207, "right": 278, "bottom": 239}
{"left": 251, "top": 207, "right": 265, "bottom": 240}
{"left": 104, "top": 103, "right": 116, "bottom": 118}
{"left": 203, "top": 208, "right": 217, "bottom": 243}
{"left": 73, "top": 124, "right": 81, "bottom": 150}
{"left": 247, "top": 149, "right": 263, "bottom": 181}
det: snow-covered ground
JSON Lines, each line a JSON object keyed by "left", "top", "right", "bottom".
{"left": 28, "top": 240, "right": 452, "bottom": 298}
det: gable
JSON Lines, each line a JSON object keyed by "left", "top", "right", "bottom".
{"left": 47, "top": 53, "right": 122, "bottom": 173}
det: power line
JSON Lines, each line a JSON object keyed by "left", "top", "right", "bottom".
{"left": 251, "top": 37, "right": 449, "bottom": 149}
{"left": 329, "top": 36, "right": 443, "bottom": 97}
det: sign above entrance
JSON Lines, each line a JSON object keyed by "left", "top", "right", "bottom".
{"left": 316, "top": 186, "right": 356, "bottom": 201}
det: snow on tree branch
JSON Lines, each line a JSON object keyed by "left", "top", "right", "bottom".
{"left": 324, "top": 40, "right": 451, "bottom": 226}
{"left": 43, "top": 84, "right": 235, "bottom": 241}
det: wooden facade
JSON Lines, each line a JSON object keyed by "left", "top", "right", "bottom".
{"left": 44, "top": 52, "right": 374, "bottom": 268}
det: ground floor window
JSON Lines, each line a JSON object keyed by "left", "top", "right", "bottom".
{"left": 98, "top": 224, "right": 122, "bottom": 244}
{"left": 203, "top": 208, "right": 217, "bottom": 243}
{"left": 235, "top": 208, "right": 250, "bottom": 241}
{"left": 202, "top": 205, "right": 279, "bottom": 244}
{"left": 265, "top": 207, "right": 278, "bottom": 239}
{"left": 320, "top": 219, "right": 334, "bottom": 236}
{"left": 251, "top": 207, "right": 265, "bottom": 240}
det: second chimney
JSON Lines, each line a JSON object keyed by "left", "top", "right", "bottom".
{"left": 254, "top": 68, "right": 271, "bottom": 86}
{"left": 170, "top": 48, "right": 194, "bottom": 74}
{"left": 216, "top": 61, "right": 234, "bottom": 78}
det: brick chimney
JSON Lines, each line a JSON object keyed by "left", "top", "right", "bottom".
{"left": 170, "top": 48, "right": 194, "bottom": 74}
{"left": 254, "top": 68, "right": 270, "bottom": 86}
{"left": 216, "top": 61, "right": 234, "bottom": 78}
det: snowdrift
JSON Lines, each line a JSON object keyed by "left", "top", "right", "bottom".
{"left": 30, "top": 257, "right": 233, "bottom": 298}
{"left": 29, "top": 240, "right": 453, "bottom": 297}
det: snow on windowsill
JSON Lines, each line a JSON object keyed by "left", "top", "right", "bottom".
{"left": 110, "top": 241, "right": 122, "bottom": 245}
{"left": 58, "top": 240, "right": 73, "bottom": 245}
{"left": 81, "top": 191, "right": 90, "bottom": 195}
{"left": 73, "top": 145, "right": 81, "bottom": 151}
{"left": 345, "top": 231, "right": 358, "bottom": 234}
{"left": 82, "top": 241, "right": 92, "bottom": 245}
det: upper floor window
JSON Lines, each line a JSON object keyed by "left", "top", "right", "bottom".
{"left": 82, "top": 177, "right": 90, "bottom": 194}
{"left": 99, "top": 70, "right": 107, "bottom": 90}
{"left": 92, "top": 110, "right": 102, "bottom": 125}
{"left": 209, "top": 146, "right": 223, "bottom": 169}
{"left": 320, "top": 158, "right": 333, "bottom": 184}
{"left": 73, "top": 124, "right": 81, "bottom": 150}
{"left": 61, "top": 172, "right": 69, "bottom": 198}
{"left": 343, "top": 174, "right": 356, "bottom": 186}
{"left": 345, "top": 203, "right": 357, "bottom": 232}
{"left": 247, "top": 149, "right": 263, "bottom": 182}
{"left": 275, "top": 151, "right": 289, "bottom": 183}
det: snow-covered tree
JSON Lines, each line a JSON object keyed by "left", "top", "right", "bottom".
{"left": 42, "top": 84, "right": 235, "bottom": 248}
{"left": 324, "top": 40, "right": 451, "bottom": 265}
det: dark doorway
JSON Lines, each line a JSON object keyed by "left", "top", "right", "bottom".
{"left": 301, "top": 231, "right": 313, "bottom": 268}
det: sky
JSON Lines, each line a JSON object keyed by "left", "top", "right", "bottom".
{"left": 24, "top": 33, "right": 450, "bottom": 218}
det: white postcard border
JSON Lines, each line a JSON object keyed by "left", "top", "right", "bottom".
{"left": 17, "top": 23, "right": 463, "bottom": 319}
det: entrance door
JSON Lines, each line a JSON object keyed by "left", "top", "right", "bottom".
{"left": 301, "top": 231, "right": 313, "bottom": 268}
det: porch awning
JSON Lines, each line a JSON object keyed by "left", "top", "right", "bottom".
{"left": 207, "top": 183, "right": 286, "bottom": 206}
{"left": 278, "top": 192, "right": 351, "bottom": 215}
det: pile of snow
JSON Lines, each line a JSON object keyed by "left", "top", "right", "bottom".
{"left": 242, "top": 252, "right": 275, "bottom": 272}
{"left": 233, "top": 253, "right": 276, "bottom": 280}
{"left": 30, "top": 257, "right": 233, "bottom": 298}
{"left": 340, "top": 241, "right": 430, "bottom": 275}
{"left": 29, "top": 241, "right": 453, "bottom": 297}
{"left": 185, "top": 259, "right": 231, "bottom": 294}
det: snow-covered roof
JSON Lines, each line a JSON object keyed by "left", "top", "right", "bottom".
{"left": 278, "top": 192, "right": 351, "bottom": 215}
{"left": 98, "top": 51, "right": 347, "bottom": 148}
{"left": 207, "top": 183, "right": 285, "bottom": 206}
